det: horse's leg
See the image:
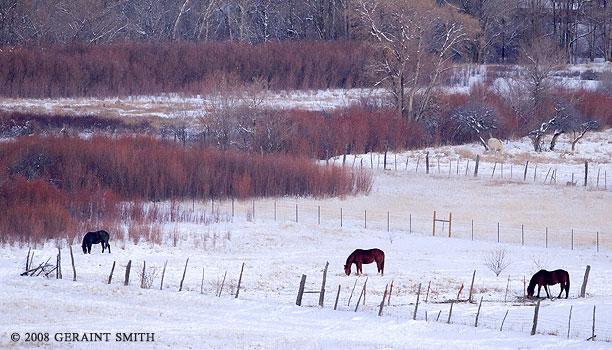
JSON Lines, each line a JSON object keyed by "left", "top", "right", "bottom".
{"left": 558, "top": 283, "right": 565, "bottom": 298}
{"left": 357, "top": 263, "right": 362, "bottom": 276}
{"left": 107, "top": 242, "right": 111, "bottom": 254}
{"left": 536, "top": 285, "right": 541, "bottom": 297}
{"left": 544, "top": 285, "right": 551, "bottom": 298}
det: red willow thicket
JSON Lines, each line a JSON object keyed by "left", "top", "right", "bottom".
{"left": 0, "top": 41, "right": 373, "bottom": 98}
{"left": 0, "top": 135, "right": 371, "bottom": 245}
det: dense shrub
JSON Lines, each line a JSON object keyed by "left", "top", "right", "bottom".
{"left": 0, "top": 41, "right": 373, "bottom": 98}
{"left": 0, "top": 111, "right": 150, "bottom": 137}
{"left": 0, "top": 135, "right": 372, "bottom": 244}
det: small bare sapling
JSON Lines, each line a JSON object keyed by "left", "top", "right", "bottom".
{"left": 483, "top": 249, "right": 511, "bottom": 277}
{"left": 137, "top": 263, "right": 160, "bottom": 289}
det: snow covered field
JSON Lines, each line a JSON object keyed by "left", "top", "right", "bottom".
{"left": 2, "top": 131, "right": 612, "bottom": 349}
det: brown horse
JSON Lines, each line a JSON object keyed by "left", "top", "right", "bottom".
{"left": 344, "top": 248, "right": 385, "bottom": 276}
{"left": 527, "top": 269, "right": 570, "bottom": 299}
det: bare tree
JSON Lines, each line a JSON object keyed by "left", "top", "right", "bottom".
{"left": 451, "top": 102, "right": 498, "bottom": 149}
{"left": 483, "top": 248, "right": 511, "bottom": 277}
{"left": 358, "top": 0, "right": 476, "bottom": 120}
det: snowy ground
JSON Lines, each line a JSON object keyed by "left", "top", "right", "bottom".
{"left": 2, "top": 132, "right": 612, "bottom": 349}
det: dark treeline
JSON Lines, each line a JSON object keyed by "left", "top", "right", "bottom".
{"left": 0, "top": 41, "right": 372, "bottom": 98}
{"left": 1, "top": 0, "right": 611, "bottom": 63}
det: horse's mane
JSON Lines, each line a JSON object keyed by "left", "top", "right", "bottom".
{"left": 527, "top": 270, "right": 545, "bottom": 291}
{"left": 345, "top": 251, "right": 356, "bottom": 265}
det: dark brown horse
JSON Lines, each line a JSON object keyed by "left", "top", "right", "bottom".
{"left": 344, "top": 248, "right": 385, "bottom": 276}
{"left": 527, "top": 269, "right": 570, "bottom": 299}
{"left": 82, "top": 230, "right": 111, "bottom": 254}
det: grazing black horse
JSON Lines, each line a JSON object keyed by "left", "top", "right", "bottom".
{"left": 82, "top": 230, "right": 111, "bottom": 254}
{"left": 527, "top": 269, "right": 570, "bottom": 299}
{"left": 344, "top": 248, "right": 385, "bottom": 276}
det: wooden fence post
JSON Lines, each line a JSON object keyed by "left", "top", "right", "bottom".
{"left": 124, "top": 260, "right": 131, "bottom": 286}
{"left": 296, "top": 274, "right": 306, "bottom": 306}
{"left": 448, "top": 212, "right": 452, "bottom": 237}
{"left": 567, "top": 305, "right": 573, "bottom": 339}
{"left": 584, "top": 161, "right": 588, "bottom": 187}
{"left": 425, "top": 281, "right": 431, "bottom": 302}
{"left": 580, "top": 265, "right": 591, "bottom": 298}
{"left": 388, "top": 280, "right": 394, "bottom": 306}
{"left": 504, "top": 275, "right": 510, "bottom": 302}
{"left": 475, "top": 296, "right": 483, "bottom": 327}
{"left": 387, "top": 211, "right": 390, "bottom": 232}
{"left": 347, "top": 278, "right": 357, "bottom": 306}
{"left": 354, "top": 277, "right": 368, "bottom": 312}
{"left": 160, "top": 260, "right": 167, "bottom": 290}
{"left": 474, "top": 154, "right": 480, "bottom": 177}
{"left": 413, "top": 283, "right": 422, "bottom": 320}
{"left": 108, "top": 261, "right": 116, "bottom": 284}
{"left": 591, "top": 305, "right": 596, "bottom": 341}
{"left": 334, "top": 284, "right": 341, "bottom": 310}
{"left": 531, "top": 300, "right": 541, "bottom": 335}
{"left": 426, "top": 152, "right": 430, "bottom": 174}
{"left": 500, "top": 309, "right": 509, "bottom": 331}
{"left": 433, "top": 211, "right": 436, "bottom": 237}
{"left": 523, "top": 161, "right": 529, "bottom": 181}
{"left": 378, "top": 284, "right": 389, "bottom": 316}
{"left": 26, "top": 247, "right": 31, "bottom": 272}
{"left": 319, "top": 262, "right": 329, "bottom": 307}
{"left": 468, "top": 270, "right": 476, "bottom": 303}
{"left": 201, "top": 267, "right": 205, "bottom": 294}
{"left": 179, "top": 258, "right": 189, "bottom": 292}
{"left": 69, "top": 245, "right": 76, "bottom": 282}
{"left": 217, "top": 271, "right": 227, "bottom": 297}
{"left": 447, "top": 301, "right": 454, "bottom": 324}
{"left": 56, "top": 248, "right": 62, "bottom": 279}
{"left": 235, "top": 262, "right": 245, "bottom": 298}
{"left": 497, "top": 222, "right": 500, "bottom": 243}
{"left": 140, "top": 261, "right": 146, "bottom": 288}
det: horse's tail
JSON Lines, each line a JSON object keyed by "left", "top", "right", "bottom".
{"left": 565, "top": 271, "right": 570, "bottom": 297}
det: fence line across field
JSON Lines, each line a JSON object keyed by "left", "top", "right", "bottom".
{"left": 213, "top": 199, "right": 609, "bottom": 252}
{"left": 23, "top": 244, "right": 612, "bottom": 343}
{"left": 332, "top": 153, "right": 611, "bottom": 191}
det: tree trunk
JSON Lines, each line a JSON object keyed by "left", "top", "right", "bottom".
{"left": 550, "top": 131, "right": 563, "bottom": 151}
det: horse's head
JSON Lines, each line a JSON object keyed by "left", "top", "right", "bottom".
{"left": 344, "top": 264, "right": 351, "bottom": 276}
{"left": 526, "top": 285, "right": 535, "bottom": 298}
{"left": 81, "top": 244, "right": 87, "bottom": 254}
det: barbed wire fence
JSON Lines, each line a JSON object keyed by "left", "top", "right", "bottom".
{"left": 215, "top": 197, "right": 609, "bottom": 252}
